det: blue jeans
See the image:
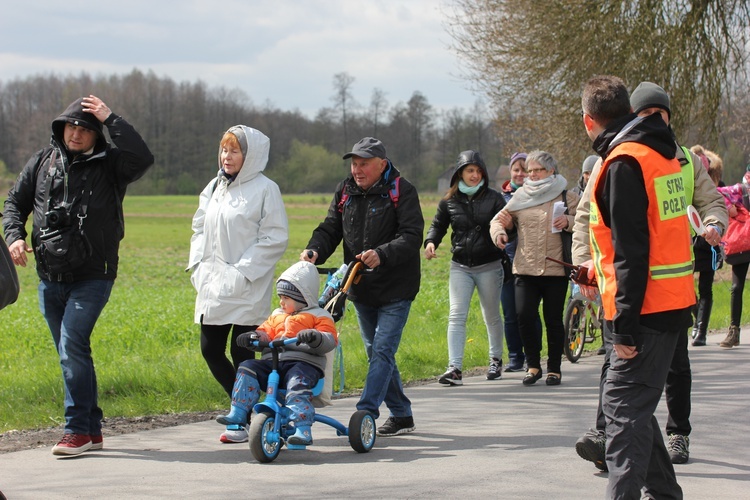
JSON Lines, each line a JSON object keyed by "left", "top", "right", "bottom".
{"left": 353, "top": 300, "right": 412, "bottom": 419}
{"left": 39, "top": 279, "right": 113, "bottom": 435}
{"left": 447, "top": 262, "right": 504, "bottom": 368}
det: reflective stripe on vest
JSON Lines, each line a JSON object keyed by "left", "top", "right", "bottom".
{"left": 589, "top": 142, "right": 696, "bottom": 320}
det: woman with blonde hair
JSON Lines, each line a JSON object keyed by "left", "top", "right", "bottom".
{"left": 188, "top": 125, "right": 289, "bottom": 442}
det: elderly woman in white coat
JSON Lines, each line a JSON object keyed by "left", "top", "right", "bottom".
{"left": 188, "top": 125, "right": 289, "bottom": 443}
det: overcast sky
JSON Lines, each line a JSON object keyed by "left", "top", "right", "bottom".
{"left": 0, "top": 0, "right": 482, "bottom": 117}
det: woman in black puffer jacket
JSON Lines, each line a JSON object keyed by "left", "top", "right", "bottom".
{"left": 425, "top": 150, "right": 508, "bottom": 386}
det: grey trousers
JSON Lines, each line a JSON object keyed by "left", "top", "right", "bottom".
{"left": 603, "top": 325, "right": 683, "bottom": 500}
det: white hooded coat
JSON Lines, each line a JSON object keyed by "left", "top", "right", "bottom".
{"left": 188, "top": 125, "right": 289, "bottom": 325}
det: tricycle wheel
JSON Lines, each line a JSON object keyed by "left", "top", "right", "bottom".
{"left": 348, "top": 410, "right": 376, "bottom": 453}
{"left": 249, "top": 412, "right": 281, "bottom": 463}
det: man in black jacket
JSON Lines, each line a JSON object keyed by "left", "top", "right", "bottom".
{"left": 301, "top": 137, "right": 423, "bottom": 437}
{"left": 3, "top": 95, "right": 154, "bottom": 456}
{"left": 581, "top": 76, "right": 691, "bottom": 499}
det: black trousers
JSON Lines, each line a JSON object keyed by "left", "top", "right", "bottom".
{"left": 603, "top": 326, "right": 682, "bottom": 500}
{"left": 595, "top": 324, "right": 692, "bottom": 437}
{"left": 514, "top": 275, "right": 568, "bottom": 373}
{"left": 730, "top": 261, "right": 749, "bottom": 326}
{"left": 200, "top": 321, "right": 256, "bottom": 397}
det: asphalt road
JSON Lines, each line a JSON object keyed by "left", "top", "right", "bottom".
{"left": 1, "top": 331, "right": 748, "bottom": 499}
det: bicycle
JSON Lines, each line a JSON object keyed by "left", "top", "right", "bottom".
{"left": 563, "top": 284, "right": 604, "bottom": 363}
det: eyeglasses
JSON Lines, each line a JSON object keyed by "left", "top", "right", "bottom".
{"left": 527, "top": 167, "right": 547, "bottom": 174}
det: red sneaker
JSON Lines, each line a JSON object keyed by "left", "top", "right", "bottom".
{"left": 52, "top": 433, "right": 92, "bottom": 456}
{"left": 90, "top": 434, "right": 103, "bottom": 450}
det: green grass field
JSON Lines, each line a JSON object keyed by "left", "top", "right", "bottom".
{"left": 0, "top": 193, "right": 746, "bottom": 433}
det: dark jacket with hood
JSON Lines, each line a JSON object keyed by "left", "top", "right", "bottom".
{"left": 592, "top": 112, "right": 693, "bottom": 345}
{"left": 306, "top": 162, "right": 423, "bottom": 307}
{"left": 425, "top": 158, "right": 507, "bottom": 267}
{"left": 2, "top": 98, "right": 154, "bottom": 281}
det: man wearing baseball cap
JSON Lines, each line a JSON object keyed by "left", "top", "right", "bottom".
{"left": 301, "top": 137, "right": 424, "bottom": 437}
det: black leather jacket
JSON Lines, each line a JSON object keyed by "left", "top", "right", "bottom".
{"left": 3, "top": 113, "right": 153, "bottom": 281}
{"left": 425, "top": 185, "right": 507, "bottom": 267}
{"left": 307, "top": 163, "right": 423, "bottom": 307}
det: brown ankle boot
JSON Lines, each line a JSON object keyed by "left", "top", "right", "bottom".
{"left": 719, "top": 325, "right": 740, "bottom": 348}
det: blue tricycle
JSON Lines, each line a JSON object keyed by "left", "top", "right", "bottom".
{"left": 247, "top": 337, "right": 376, "bottom": 463}
{"left": 248, "top": 261, "right": 376, "bottom": 463}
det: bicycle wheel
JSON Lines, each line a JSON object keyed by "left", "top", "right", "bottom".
{"left": 564, "top": 299, "right": 587, "bottom": 363}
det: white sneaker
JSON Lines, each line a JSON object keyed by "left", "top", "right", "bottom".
{"left": 219, "top": 424, "right": 248, "bottom": 443}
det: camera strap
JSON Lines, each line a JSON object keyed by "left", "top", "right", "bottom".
{"left": 42, "top": 148, "right": 93, "bottom": 231}
{"left": 43, "top": 148, "right": 59, "bottom": 216}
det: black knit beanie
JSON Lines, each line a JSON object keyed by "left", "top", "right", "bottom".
{"left": 630, "top": 82, "right": 671, "bottom": 119}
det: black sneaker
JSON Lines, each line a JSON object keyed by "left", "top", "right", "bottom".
{"left": 575, "top": 429, "right": 608, "bottom": 471}
{"left": 438, "top": 366, "right": 463, "bottom": 386}
{"left": 667, "top": 434, "right": 689, "bottom": 464}
{"left": 377, "top": 416, "right": 415, "bottom": 436}
{"left": 487, "top": 358, "right": 502, "bottom": 380}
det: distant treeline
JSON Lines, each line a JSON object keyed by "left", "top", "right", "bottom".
{"left": 0, "top": 70, "right": 507, "bottom": 195}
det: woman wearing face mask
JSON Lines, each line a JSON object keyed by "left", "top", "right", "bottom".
{"left": 425, "top": 150, "right": 508, "bottom": 386}
{"left": 188, "top": 125, "right": 289, "bottom": 443}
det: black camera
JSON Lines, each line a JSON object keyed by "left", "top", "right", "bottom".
{"left": 44, "top": 207, "right": 71, "bottom": 229}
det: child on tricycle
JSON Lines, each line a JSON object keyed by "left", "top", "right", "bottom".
{"left": 216, "top": 260, "right": 337, "bottom": 446}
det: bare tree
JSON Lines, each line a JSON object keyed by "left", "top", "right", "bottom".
{"left": 446, "top": 0, "right": 750, "bottom": 172}
{"left": 331, "top": 72, "right": 357, "bottom": 150}
{"left": 368, "top": 88, "right": 389, "bottom": 138}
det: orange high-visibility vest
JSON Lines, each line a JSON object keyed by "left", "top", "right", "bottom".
{"left": 590, "top": 142, "right": 695, "bottom": 321}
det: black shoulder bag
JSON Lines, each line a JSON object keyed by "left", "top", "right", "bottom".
{"left": 560, "top": 190, "right": 573, "bottom": 265}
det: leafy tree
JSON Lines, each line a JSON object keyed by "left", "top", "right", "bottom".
{"left": 447, "top": 0, "right": 750, "bottom": 173}
{"left": 271, "top": 140, "right": 343, "bottom": 194}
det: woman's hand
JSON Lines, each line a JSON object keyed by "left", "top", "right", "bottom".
{"left": 552, "top": 215, "right": 569, "bottom": 231}
{"left": 494, "top": 210, "right": 513, "bottom": 229}
{"left": 729, "top": 204, "right": 738, "bottom": 218}
{"left": 424, "top": 242, "right": 437, "bottom": 260}
{"left": 494, "top": 233, "right": 508, "bottom": 249}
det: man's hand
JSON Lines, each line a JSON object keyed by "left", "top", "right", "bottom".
{"left": 577, "top": 260, "right": 598, "bottom": 300}
{"left": 613, "top": 344, "right": 638, "bottom": 359}
{"left": 8, "top": 240, "right": 32, "bottom": 267}
{"left": 81, "top": 95, "right": 112, "bottom": 123}
{"left": 356, "top": 248, "right": 381, "bottom": 268}
{"left": 300, "top": 249, "right": 317, "bottom": 263}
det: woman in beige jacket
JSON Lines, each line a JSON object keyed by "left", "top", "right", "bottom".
{"left": 490, "top": 150, "right": 579, "bottom": 386}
